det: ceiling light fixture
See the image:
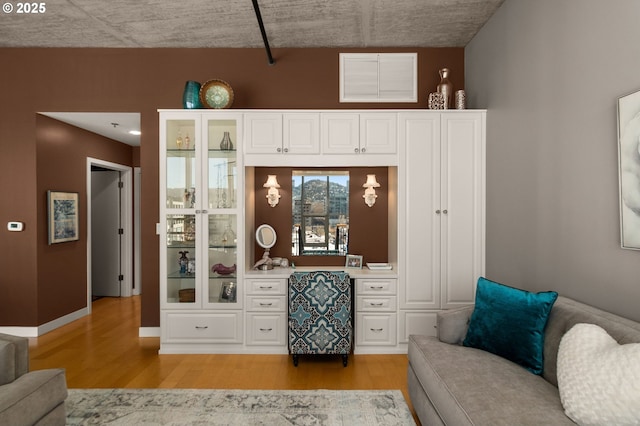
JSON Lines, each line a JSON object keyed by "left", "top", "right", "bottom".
{"left": 129, "top": 130, "right": 141, "bottom": 135}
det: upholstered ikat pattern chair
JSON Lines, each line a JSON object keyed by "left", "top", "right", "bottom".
{"left": 288, "top": 271, "right": 352, "bottom": 366}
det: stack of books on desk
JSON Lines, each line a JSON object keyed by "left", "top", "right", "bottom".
{"left": 366, "top": 263, "right": 393, "bottom": 270}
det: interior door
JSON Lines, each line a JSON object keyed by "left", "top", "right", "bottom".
{"left": 92, "top": 169, "right": 122, "bottom": 297}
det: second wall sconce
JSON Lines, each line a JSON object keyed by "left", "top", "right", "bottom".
{"left": 264, "top": 174, "right": 281, "bottom": 207}
{"left": 363, "top": 174, "right": 380, "bottom": 207}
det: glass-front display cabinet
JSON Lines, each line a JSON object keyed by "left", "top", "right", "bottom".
{"left": 160, "top": 111, "right": 242, "bottom": 310}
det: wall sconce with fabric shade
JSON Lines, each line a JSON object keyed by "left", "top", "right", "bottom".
{"left": 263, "top": 174, "right": 281, "bottom": 207}
{"left": 362, "top": 174, "right": 380, "bottom": 207}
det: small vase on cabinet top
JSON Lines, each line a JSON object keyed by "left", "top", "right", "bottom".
{"left": 219, "top": 131, "right": 233, "bottom": 150}
{"left": 182, "top": 81, "right": 202, "bottom": 109}
{"left": 437, "top": 68, "right": 453, "bottom": 109}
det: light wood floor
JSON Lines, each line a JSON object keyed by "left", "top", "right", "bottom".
{"left": 28, "top": 296, "right": 418, "bottom": 422}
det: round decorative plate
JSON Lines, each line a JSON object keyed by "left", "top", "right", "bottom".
{"left": 199, "top": 79, "right": 234, "bottom": 109}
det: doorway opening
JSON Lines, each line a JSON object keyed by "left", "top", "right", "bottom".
{"left": 86, "top": 158, "right": 133, "bottom": 313}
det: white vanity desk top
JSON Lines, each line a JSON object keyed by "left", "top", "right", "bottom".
{"left": 244, "top": 265, "right": 398, "bottom": 279}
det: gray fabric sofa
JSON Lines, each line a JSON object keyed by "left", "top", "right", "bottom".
{"left": 408, "top": 296, "right": 640, "bottom": 425}
{"left": 0, "top": 333, "right": 68, "bottom": 426}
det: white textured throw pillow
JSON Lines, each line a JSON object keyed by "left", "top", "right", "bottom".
{"left": 557, "top": 323, "right": 640, "bottom": 426}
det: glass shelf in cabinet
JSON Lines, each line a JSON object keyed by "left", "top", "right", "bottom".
{"left": 167, "top": 271, "right": 197, "bottom": 279}
{"left": 208, "top": 244, "right": 237, "bottom": 249}
{"left": 209, "top": 148, "right": 237, "bottom": 152}
{"left": 210, "top": 273, "right": 237, "bottom": 279}
{"left": 166, "top": 242, "right": 197, "bottom": 249}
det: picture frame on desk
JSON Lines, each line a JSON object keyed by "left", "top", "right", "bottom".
{"left": 47, "top": 190, "right": 79, "bottom": 244}
{"left": 345, "top": 254, "right": 363, "bottom": 269}
{"left": 219, "top": 281, "right": 236, "bottom": 303}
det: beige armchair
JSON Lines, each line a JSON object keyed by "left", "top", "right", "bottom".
{"left": 0, "top": 333, "right": 67, "bottom": 425}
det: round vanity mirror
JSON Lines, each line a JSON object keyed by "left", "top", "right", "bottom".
{"left": 253, "top": 224, "right": 276, "bottom": 270}
{"left": 256, "top": 224, "right": 276, "bottom": 249}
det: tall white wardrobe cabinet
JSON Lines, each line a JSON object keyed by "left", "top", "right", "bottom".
{"left": 398, "top": 111, "right": 486, "bottom": 343}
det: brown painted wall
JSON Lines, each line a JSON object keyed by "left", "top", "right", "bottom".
{"left": 0, "top": 47, "right": 464, "bottom": 328}
{"left": 253, "top": 167, "right": 388, "bottom": 267}
{"left": 34, "top": 115, "right": 134, "bottom": 325}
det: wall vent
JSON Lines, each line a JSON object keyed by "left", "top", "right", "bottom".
{"left": 339, "top": 53, "right": 417, "bottom": 103}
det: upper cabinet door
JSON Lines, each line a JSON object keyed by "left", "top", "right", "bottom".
{"left": 321, "top": 113, "right": 360, "bottom": 154}
{"left": 205, "top": 115, "right": 241, "bottom": 210}
{"left": 244, "top": 113, "right": 283, "bottom": 154}
{"left": 322, "top": 113, "right": 397, "bottom": 155}
{"left": 283, "top": 113, "right": 320, "bottom": 154}
{"left": 360, "top": 113, "right": 397, "bottom": 154}
{"left": 162, "top": 114, "right": 201, "bottom": 211}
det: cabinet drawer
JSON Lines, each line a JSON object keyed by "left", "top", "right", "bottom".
{"left": 163, "top": 312, "right": 242, "bottom": 343}
{"left": 246, "top": 279, "right": 286, "bottom": 294}
{"left": 246, "top": 313, "right": 287, "bottom": 346}
{"left": 356, "top": 279, "right": 397, "bottom": 295}
{"left": 356, "top": 313, "right": 397, "bottom": 346}
{"left": 356, "top": 296, "right": 397, "bottom": 312}
{"left": 246, "top": 296, "right": 287, "bottom": 312}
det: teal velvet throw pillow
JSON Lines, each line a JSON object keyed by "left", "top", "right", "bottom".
{"left": 463, "top": 277, "right": 558, "bottom": 375}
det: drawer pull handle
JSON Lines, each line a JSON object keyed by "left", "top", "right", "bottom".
{"left": 259, "top": 303, "right": 274, "bottom": 306}
{"left": 259, "top": 328, "right": 273, "bottom": 332}
{"left": 370, "top": 302, "right": 384, "bottom": 307}
{"left": 195, "top": 326, "right": 209, "bottom": 330}
{"left": 370, "top": 286, "right": 384, "bottom": 290}
{"left": 259, "top": 286, "right": 273, "bottom": 289}
{"left": 370, "top": 328, "right": 384, "bottom": 333}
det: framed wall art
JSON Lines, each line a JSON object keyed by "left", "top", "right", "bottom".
{"left": 47, "top": 191, "right": 79, "bottom": 244}
{"left": 617, "top": 89, "right": 640, "bottom": 250}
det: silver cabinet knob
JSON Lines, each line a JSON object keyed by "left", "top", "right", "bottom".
{"left": 361, "top": 147, "right": 366, "bottom": 153}
{"left": 276, "top": 147, "right": 282, "bottom": 153}
{"left": 436, "top": 210, "right": 441, "bottom": 214}
{"left": 443, "top": 210, "right": 448, "bottom": 214}
{"left": 283, "top": 147, "right": 289, "bottom": 153}
{"left": 354, "top": 148, "right": 359, "bottom": 153}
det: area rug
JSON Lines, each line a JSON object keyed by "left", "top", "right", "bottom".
{"left": 66, "top": 388, "right": 416, "bottom": 425}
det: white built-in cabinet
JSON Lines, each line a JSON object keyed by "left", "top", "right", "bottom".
{"left": 320, "top": 112, "right": 397, "bottom": 155}
{"left": 158, "top": 109, "right": 485, "bottom": 354}
{"left": 244, "top": 111, "right": 398, "bottom": 166}
{"left": 159, "top": 111, "right": 244, "bottom": 354}
{"left": 244, "top": 112, "right": 320, "bottom": 155}
{"left": 355, "top": 278, "right": 398, "bottom": 352}
{"left": 245, "top": 278, "right": 288, "bottom": 351}
{"left": 398, "top": 111, "right": 486, "bottom": 343}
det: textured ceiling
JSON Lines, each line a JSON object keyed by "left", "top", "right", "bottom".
{"left": 0, "top": 0, "right": 504, "bottom": 48}
{"left": 14, "top": 0, "right": 505, "bottom": 146}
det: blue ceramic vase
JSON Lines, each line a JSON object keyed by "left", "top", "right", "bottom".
{"left": 182, "top": 80, "right": 202, "bottom": 109}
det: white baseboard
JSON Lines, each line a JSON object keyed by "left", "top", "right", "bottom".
{"left": 0, "top": 307, "right": 88, "bottom": 337}
{"left": 139, "top": 327, "right": 160, "bottom": 337}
